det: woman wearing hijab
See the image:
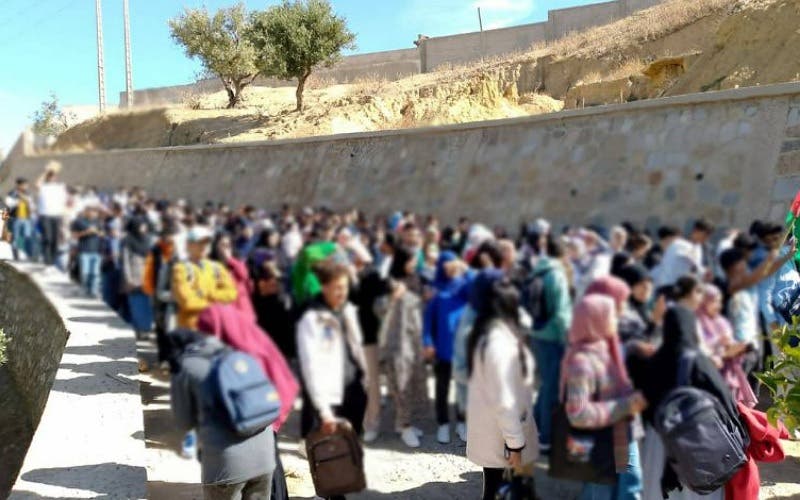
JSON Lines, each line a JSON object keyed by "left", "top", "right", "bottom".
{"left": 210, "top": 232, "right": 257, "bottom": 324}
{"left": 121, "top": 216, "right": 153, "bottom": 339}
{"left": 561, "top": 294, "right": 647, "bottom": 500}
{"left": 423, "top": 250, "right": 470, "bottom": 444}
{"left": 374, "top": 247, "right": 428, "bottom": 448}
{"left": 617, "top": 264, "right": 663, "bottom": 344}
{"left": 696, "top": 284, "right": 757, "bottom": 408}
{"left": 635, "top": 303, "right": 747, "bottom": 499}
{"left": 466, "top": 271, "right": 539, "bottom": 500}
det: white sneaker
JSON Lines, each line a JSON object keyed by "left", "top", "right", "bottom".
{"left": 413, "top": 426, "right": 424, "bottom": 438}
{"left": 437, "top": 424, "right": 451, "bottom": 444}
{"left": 400, "top": 427, "right": 421, "bottom": 448}
{"left": 363, "top": 429, "right": 379, "bottom": 443}
{"left": 456, "top": 422, "right": 467, "bottom": 443}
{"left": 298, "top": 439, "right": 307, "bottom": 459}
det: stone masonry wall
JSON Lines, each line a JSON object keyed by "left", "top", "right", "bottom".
{"left": 6, "top": 83, "right": 800, "bottom": 232}
{"left": 0, "top": 264, "right": 69, "bottom": 497}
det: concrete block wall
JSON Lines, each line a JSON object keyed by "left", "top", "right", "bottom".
{"left": 9, "top": 82, "right": 800, "bottom": 232}
{"left": 123, "top": 0, "right": 665, "bottom": 106}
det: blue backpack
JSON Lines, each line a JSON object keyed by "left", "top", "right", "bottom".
{"left": 206, "top": 349, "right": 281, "bottom": 437}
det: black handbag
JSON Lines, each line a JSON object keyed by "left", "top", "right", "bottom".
{"left": 548, "top": 403, "right": 617, "bottom": 485}
{"left": 495, "top": 468, "right": 538, "bottom": 500}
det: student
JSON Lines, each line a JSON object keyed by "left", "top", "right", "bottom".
{"left": 121, "top": 216, "right": 153, "bottom": 338}
{"left": 636, "top": 306, "right": 747, "bottom": 500}
{"left": 5, "top": 177, "right": 36, "bottom": 261}
{"left": 70, "top": 205, "right": 104, "bottom": 298}
{"left": 210, "top": 232, "right": 257, "bottom": 323}
{"left": 171, "top": 336, "right": 276, "bottom": 500}
{"left": 36, "top": 162, "right": 67, "bottom": 268}
{"left": 296, "top": 261, "right": 368, "bottom": 448}
{"left": 466, "top": 271, "right": 538, "bottom": 499}
{"left": 719, "top": 249, "right": 763, "bottom": 378}
{"left": 562, "top": 295, "right": 647, "bottom": 500}
{"left": 530, "top": 236, "right": 573, "bottom": 453}
{"left": 142, "top": 217, "right": 179, "bottom": 365}
{"left": 376, "top": 247, "right": 428, "bottom": 448}
{"left": 423, "top": 251, "right": 469, "bottom": 444}
{"left": 251, "top": 261, "right": 296, "bottom": 362}
{"left": 172, "top": 226, "right": 238, "bottom": 330}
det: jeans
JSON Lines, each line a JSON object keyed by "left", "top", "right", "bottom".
{"left": 40, "top": 216, "right": 61, "bottom": 266}
{"left": 579, "top": 439, "right": 642, "bottom": 500}
{"left": 79, "top": 252, "right": 102, "bottom": 297}
{"left": 532, "top": 338, "right": 565, "bottom": 447}
{"left": 202, "top": 473, "right": 273, "bottom": 500}
{"left": 11, "top": 218, "right": 35, "bottom": 261}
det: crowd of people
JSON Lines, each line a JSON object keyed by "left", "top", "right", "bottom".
{"left": 4, "top": 160, "right": 797, "bottom": 500}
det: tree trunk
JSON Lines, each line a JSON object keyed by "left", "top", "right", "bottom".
{"left": 295, "top": 71, "right": 311, "bottom": 112}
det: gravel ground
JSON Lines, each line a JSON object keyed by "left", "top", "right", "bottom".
{"left": 136, "top": 344, "right": 800, "bottom": 500}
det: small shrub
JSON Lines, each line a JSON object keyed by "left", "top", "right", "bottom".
{"left": 756, "top": 319, "right": 800, "bottom": 433}
{"left": 182, "top": 90, "right": 203, "bottom": 110}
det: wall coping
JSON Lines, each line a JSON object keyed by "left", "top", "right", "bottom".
{"left": 549, "top": 0, "right": 619, "bottom": 16}
{"left": 29, "top": 80, "right": 800, "bottom": 160}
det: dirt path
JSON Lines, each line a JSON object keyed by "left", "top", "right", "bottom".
{"left": 135, "top": 340, "right": 800, "bottom": 499}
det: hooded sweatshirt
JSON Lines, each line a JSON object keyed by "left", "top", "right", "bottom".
{"left": 422, "top": 252, "right": 469, "bottom": 362}
{"left": 530, "top": 257, "right": 573, "bottom": 344}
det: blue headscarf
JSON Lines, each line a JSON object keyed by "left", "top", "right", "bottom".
{"left": 433, "top": 250, "right": 459, "bottom": 291}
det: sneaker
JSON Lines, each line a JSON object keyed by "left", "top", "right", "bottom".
{"left": 436, "top": 424, "right": 451, "bottom": 444}
{"left": 400, "top": 427, "right": 421, "bottom": 448}
{"left": 413, "top": 426, "right": 424, "bottom": 438}
{"left": 181, "top": 430, "right": 197, "bottom": 459}
{"left": 456, "top": 422, "right": 467, "bottom": 443}
{"left": 298, "top": 439, "right": 307, "bottom": 459}
{"left": 363, "top": 429, "right": 379, "bottom": 443}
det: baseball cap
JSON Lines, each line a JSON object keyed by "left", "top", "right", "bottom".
{"left": 186, "top": 226, "right": 213, "bottom": 243}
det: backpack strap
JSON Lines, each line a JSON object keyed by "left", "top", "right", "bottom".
{"left": 677, "top": 350, "right": 697, "bottom": 387}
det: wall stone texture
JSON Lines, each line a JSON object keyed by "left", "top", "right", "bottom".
{"left": 0, "top": 264, "right": 69, "bottom": 498}
{"left": 7, "top": 83, "right": 800, "bottom": 233}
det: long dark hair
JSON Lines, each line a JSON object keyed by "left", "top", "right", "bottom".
{"left": 467, "top": 275, "right": 528, "bottom": 378}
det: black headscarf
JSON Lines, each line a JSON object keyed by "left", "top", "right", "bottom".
{"left": 632, "top": 305, "right": 740, "bottom": 426}
{"left": 123, "top": 216, "right": 151, "bottom": 257}
{"left": 389, "top": 246, "right": 422, "bottom": 294}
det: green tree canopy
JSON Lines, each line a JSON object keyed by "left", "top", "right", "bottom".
{"left": 250, "top": 0, "right": 355, "bottom": 111}
{"left": 169, "top": 3, "right": 259, "bottom": 109}
{"left": 30, "top": 93, "right": 73, "bottom": 136}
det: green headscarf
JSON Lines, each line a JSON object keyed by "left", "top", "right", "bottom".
{"left": 291, "top": 241, "right": 338, "bottom": 304}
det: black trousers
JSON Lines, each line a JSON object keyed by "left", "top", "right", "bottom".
{"left": 301, "top": 376, "right": 368, "bottom": 438}
{"left": 40, "top": 216, "right": 61, "bottom": 266}
{"left": 482, "top": 468, "right": 505, "bottom": 500}
{"left": 434, "top": 361, "right": 464, "bottom": 425}
{"left": 271, "top": 432, "right": 288, "bottom": 500}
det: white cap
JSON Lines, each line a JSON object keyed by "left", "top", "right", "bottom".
{"left": 186, "top": 226, "right": 214, "bottom": 243}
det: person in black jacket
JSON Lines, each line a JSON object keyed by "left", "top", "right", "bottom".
{"left": 252, "top": 261, "right": 296, "bottom": 361}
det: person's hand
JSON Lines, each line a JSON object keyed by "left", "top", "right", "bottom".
{"left": 629, "top": 391, "right": 648, "bottom": 414}
{"left": 321, "top": 419, "right": 338, "bottom": 436}
{"left": 632, "top": 341, "right": 657, "bottom": 358}
{"left": 391, "top": 281, "right": 407, "bottom": 301}
{"left": 506, "top": 450, "right": 522, "bottom": 469}
{"left": 423, "top": 346, "right": 436, "bottom": 361}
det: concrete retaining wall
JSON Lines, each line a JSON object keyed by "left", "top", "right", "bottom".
{"left": 125, "top": 0, "right": 664, "bottom": 106}
{"left": 8, "top": 82, "right": 800, "bottom": 232}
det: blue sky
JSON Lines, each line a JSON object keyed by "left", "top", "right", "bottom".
{"left": 0, "top": 0, "right": 599, "bottom": 155}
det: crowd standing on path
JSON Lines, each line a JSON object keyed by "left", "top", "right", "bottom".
{"left": 5, "top": 160, "right": 799, "bottom": 500}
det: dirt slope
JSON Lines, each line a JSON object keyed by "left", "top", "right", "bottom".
{"left": 53, "top": 0, "right": 798, "bottom": 152}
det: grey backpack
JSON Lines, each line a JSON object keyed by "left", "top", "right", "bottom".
{"left": 654, "top": 351, "right": 747, "bottom": 495}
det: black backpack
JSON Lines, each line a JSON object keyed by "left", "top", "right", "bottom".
{"left": 522, "top": 268, "right": 552, "bottom": 330}
{"left": 654, "top": 351, "right": 747, "bottom": 495}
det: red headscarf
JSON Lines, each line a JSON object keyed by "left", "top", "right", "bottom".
{"left": 585, "top": 275, "right": 631, "bottom": 311}
{"left": 559, "top": 294, "right": 632, "bottom": 398}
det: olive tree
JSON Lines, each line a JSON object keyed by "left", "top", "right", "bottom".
{"left": 169, "top": 3, "right": 259, "bottom": 108}
{"left": 31, "top": 93, "right": 74, "bottom": 136}
{"left": 249, "top": 0, "right": 355, "bottom": 112}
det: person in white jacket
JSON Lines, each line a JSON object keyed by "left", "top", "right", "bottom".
{"left": 296, "top": 260, "right": 369, "bottom": 440}
{"left": 466, "top": 270, "right": 539, "bottom": 500}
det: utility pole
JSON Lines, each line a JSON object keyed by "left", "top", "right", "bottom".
{"left": 95, "top": 0, "right": 106, "bottom": 113}
{"left": 123, "top": 0, "right": 133, "bottom": 108}
{"left": 477, "top": 7, "right": 485, "bottom": 63}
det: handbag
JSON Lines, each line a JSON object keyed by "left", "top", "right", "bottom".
{"left": 495, "top": 468, "right": 538, "bottom": 500}
{"left": 548, "top": 403, "right": 617, "bottom": 484}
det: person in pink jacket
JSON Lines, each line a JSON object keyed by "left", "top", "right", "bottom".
{"left": 210, "top": 232, "right": 257, "bottom": 323}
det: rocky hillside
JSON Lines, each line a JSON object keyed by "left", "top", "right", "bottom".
{"left": 53, "top": 0, "right": 798, "bottom": 152}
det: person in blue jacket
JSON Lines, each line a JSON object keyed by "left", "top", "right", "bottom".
{"left": 423, "top": 251, "right": 470, "bottom": 444}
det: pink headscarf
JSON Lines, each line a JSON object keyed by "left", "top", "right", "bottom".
{"left": 697, "top": 284, "right": 733, "bottom": 355}
{"left": 198, "top": 304, "right": 299, "bottom": 432}
{"left": 585, "top": 275, "right": 631, "bottom": 311}
{"left": 559, "top": 294, "right": 632, "bottom": 398}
